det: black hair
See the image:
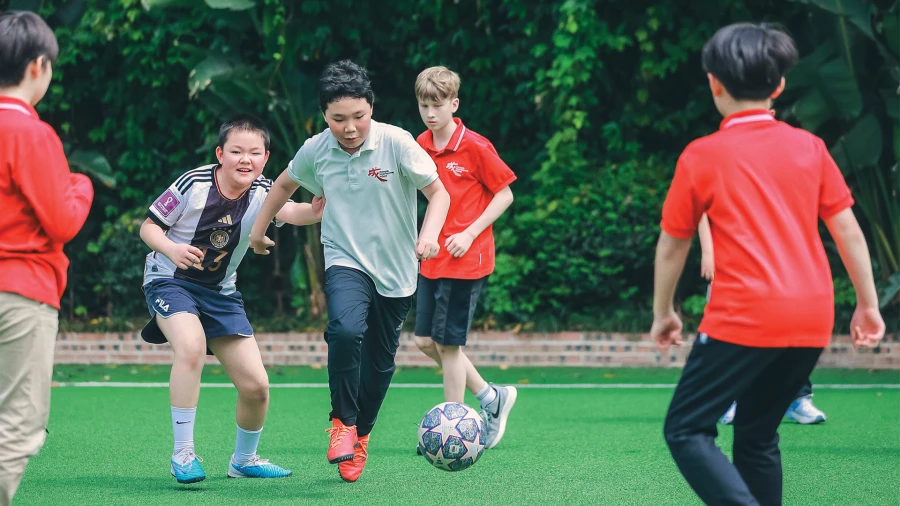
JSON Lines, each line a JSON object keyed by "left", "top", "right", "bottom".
{"left": 318, "top": 60, "right": 374, "bottom": 112}
{"left": 217, "top": 114, "right": 271, "bottom": 151}
{"left": 0, "top": 11, "right": 59, "bottom": 87}
{"left": 701, "top": 22, "right": 799, "bottom": 100}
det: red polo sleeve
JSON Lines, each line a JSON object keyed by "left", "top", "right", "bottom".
{"left": 661, "top": 149, "right": 705, "bottom": 239}
{"left": 14, "top": 123, "right": 94, "bottom": 243}
{"left": 475, "top": 141, "right": 516, "bottom": 194}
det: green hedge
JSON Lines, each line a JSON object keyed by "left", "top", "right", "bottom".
{"left": 15, "top": 0, "right": 897, "bottom": 333}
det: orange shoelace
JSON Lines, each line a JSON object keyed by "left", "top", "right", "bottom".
{"left": 326, "top": 424, "right": 354, "bottom": 449}
{"left": 355, "top": 437, "right": 369, "bottom": 461}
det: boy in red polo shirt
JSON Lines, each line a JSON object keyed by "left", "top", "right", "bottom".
{"left": 0, "top": 11, "right": 94, "bottom": 505}
{"left": 412, "top": 66, "right": 518, "bottom": 450}
{"left": 652, "top": 23, "right": 885, "bottom": 505}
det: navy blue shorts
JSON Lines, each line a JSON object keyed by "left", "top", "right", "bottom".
{"left": 141, "top": 278, "right": 253, "bottom": 352}
{"left": 414, "top": 275, "right": 486, "bottom": 346}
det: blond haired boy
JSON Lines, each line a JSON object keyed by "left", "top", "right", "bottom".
{"left": 412, "top": 66, "right": 518, "bottom": 450}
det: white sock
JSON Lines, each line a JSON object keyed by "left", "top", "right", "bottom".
{"left": 232, "top": 425, "right": 262, "bottom": 466}
{"left": 475, "top": 384, "right": 498, "bottom": 411}
{"left": 171, "top": 407, "right": 196, "bottom": 456}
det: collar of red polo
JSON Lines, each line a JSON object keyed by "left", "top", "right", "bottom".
{"left": 720, "top": 109, "right": 775, "bottom": 130}
{"left": 423, "top": 117, "right": 467, "bottom": 153}
{"left": 0, "top": 96, "right": 37, "bottom": 118}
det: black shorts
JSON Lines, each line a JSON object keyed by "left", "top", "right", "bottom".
{"left": 414, "top": 275, "right": 486, "bottom": 346}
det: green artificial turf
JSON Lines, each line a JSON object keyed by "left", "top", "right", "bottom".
{"left": 13, "top": 367, "right": 900, "bottom": 505}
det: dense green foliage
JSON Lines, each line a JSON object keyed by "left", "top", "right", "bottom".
{"left": 6, "top": 0, "right": 897, "bottom": 331}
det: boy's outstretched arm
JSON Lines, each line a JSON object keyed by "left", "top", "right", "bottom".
{"left": 698, "top": 213, "right": 714, "bottom": 281}
{"left": 139, "top": 219, "right": 204, "bottom": 270}
{"left": 824, "top": 208, "right": 885, "bottom": 347}
{"left": 275, "top": 196, "right": 325, "bottom": 227}
{"left": 651, "top": 231, "right": 693, "bottom": 351}
{"left": 445, "top": 186, "right": 514, "bottom": 258}
{"left": 250, "top": 171, "right": 301, "bottom": 255}
{"left": 417, "top": 178, "right": 450, "bottom": 260}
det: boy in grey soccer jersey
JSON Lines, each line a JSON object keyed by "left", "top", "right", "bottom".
{"left": 249, "top": 60, "right": 450, "bottom": 483}
{"left": 139, "top": 115, "right": 324, "bottom": 484}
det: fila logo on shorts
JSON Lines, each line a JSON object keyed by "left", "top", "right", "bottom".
{"left": 156, "top": 298, "right": 170, "bottom": 312}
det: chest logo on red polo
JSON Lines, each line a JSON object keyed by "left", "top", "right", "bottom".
{"left": 368, "top": 167, "right": 394, "bottom": 182}
{"left": 446, "top": 161, "right": 468, "bottom": 177}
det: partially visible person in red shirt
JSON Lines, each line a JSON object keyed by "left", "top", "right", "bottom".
{"left": 0, "top": 11, "right": 93, "bottom": 506}
{"left": 650, "top": 23, "right": 885, "bottom": 506}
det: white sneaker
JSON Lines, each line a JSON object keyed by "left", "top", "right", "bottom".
{"left": 785, "top": 395, "right": 826, "bottom": 424}
{"left": 482, "top": 384, "right": 517, "bottom": 449}
{"left": 719, "top": 402, "right": 737, "bottom": 425}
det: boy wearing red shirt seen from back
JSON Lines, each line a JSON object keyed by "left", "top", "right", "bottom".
{"left": 412, "top": 66, "right": 518, "bottom": 451}
{"left": 652, "top": 23, "right": 885, "bottom": 505}
{"left": 0, "top": 11, "right": 94, "bottom": 506}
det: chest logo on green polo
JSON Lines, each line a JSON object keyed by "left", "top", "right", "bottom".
{"left": 446, "top": 162, "right": 468, "bottom": 177}
{"left": 368, "top": 167, "right": 395, "bottom": 182}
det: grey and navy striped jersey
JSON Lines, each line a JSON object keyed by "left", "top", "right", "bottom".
{"left": 143, "top": 164, "right": 283, "bottom": 294}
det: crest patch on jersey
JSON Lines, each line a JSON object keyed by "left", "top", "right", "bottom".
{"left": 210, "top": 229, "right": 230, "bottom": 249}
{"left": 154, "top": 189, "right": 180, "bottom": 217}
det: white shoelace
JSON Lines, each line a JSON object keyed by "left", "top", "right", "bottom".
{"left": 173, "top": 449, "right": 202, "bottom": 466}
{"left": 238, "top": 454, "right": 270, "bottom": 467}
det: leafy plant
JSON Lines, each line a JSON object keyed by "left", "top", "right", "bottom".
{"left": 782, "top": 0, "right": 899, "bottom": 307}
{"left": 83, "top": 207, "right": 150, "bottom": 318}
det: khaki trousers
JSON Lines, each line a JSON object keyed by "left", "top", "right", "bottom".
{"left": 0, "top": 292, "right": 58, "bottom": 506}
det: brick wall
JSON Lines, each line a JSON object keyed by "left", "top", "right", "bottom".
{"left": 54, "top": 331, "right": 900, "bottom": 369}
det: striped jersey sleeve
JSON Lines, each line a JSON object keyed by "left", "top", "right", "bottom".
{"left": 147, "top": 165, "right": 214, "bottom": 229}
{"left": 250, "top": 175, "right": 292, "bottom": 228}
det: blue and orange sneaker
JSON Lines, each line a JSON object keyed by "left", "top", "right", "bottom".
{"left": 338, "top": 434, "right": 369, "bottom": 483}
{"left": 227, "top": 454, "right": 292, "bottom": 479}
{"left": 171, "top": 449, "right": 206, "bottom": 484}
{"left": 325, "top": 418, "right": 357, "bottom": 464}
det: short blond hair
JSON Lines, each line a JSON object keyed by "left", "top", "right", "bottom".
{"left": 415, "top": 66, "right": 460, "bottom": 102}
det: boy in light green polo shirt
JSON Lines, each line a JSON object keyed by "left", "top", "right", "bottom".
{"left": 250, "top": 60, "right": 450, "bottom": 483}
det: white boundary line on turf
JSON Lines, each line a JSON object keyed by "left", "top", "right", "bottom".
{"left": 53, "top": 382, "right": 900, "bottom": 389}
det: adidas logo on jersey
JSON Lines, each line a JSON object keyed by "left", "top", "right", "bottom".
{"left": 217, "top": 215, "right": 233, "bottom": 225}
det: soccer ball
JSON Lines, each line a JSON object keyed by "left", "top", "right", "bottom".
{"left": 417, "top": 402, "right": 485, "bottom": 472}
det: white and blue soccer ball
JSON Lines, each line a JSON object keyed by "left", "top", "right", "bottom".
{"left": 417, "top": 402, "right": 485, "bottom": 472}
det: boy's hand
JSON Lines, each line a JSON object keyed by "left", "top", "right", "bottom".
{"left": 651, "top": 311, "right": 684, "bottom": 351}
{"left": 312, "top": 195, "right": 326, "bottom": 220}
{"left": 166, "top": 244, "right": 204, "bottom": 270}
{"left": 250, "top": 233, "right": 275, "bottom": 255}
{"left": 416, "top": 237, "right": 440, "bottom": 260}
{"left": 700, "top": 253, "right": 715, "bottom": 281}
{"left": 850, "top": 306, "right": 886, "bottom": 348}
{"left": 445, "top": 230, "right": 475, "bottom": 258}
